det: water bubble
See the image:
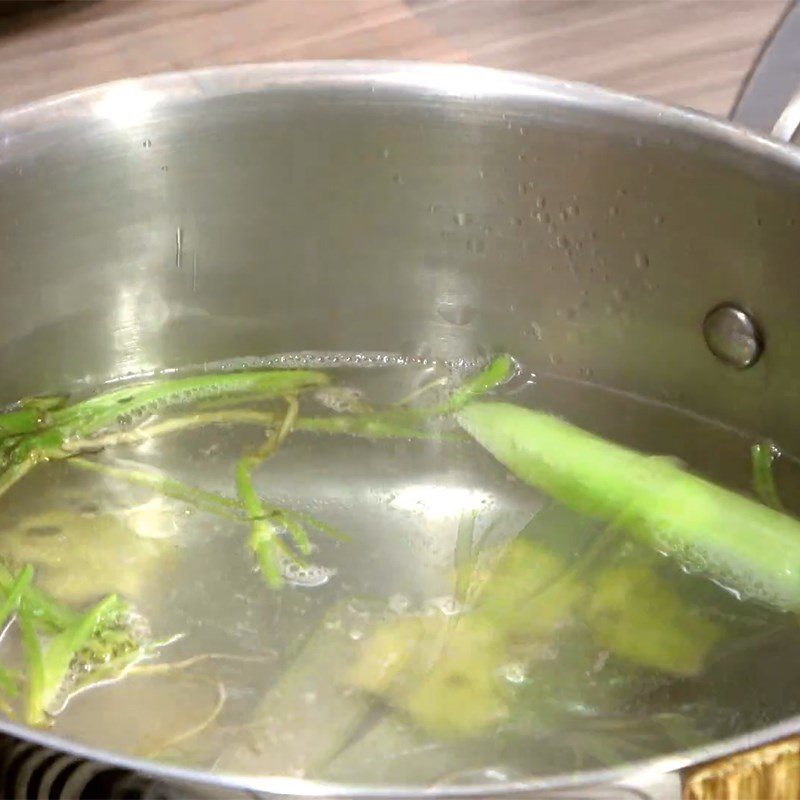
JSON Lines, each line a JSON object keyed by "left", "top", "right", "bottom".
{"left": 454, "top": 212, "right": 470, "bottom": 226}
{"left": 525, "top": 321, "right": 543, "bottom": 340}
{"left": 635, "top": 251, "right": 649, "bottom": 270}
{"left": 429, "top": 597, "right": 461, "bottom": 616}
{"left": 388, "top": 594, "right": 410, "bottom": 614}
{"left": 281, "top": 559, "right": 335, "bottom": 587}
{"left": 142, "top": 139, "right": 152, "bottom": 148}
{"left": 608, "top": 205, "right": 619, "bottom": 218}
{"left": 501, "top": 661, "right": 527, "bottom": 684}
{"left": 315, "top": 386, "right": 365, "bottom": 413}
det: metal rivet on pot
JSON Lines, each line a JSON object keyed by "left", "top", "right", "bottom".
{"left": 703, "top": 304, "right": 763, "bottom": 369}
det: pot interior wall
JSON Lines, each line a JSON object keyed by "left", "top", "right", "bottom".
{"left": 0, "top": 68, "right": 798, "bottom": 449}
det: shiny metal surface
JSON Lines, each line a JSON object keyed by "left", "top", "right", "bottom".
{"left": 3, "top": 62, "right": 800, "bottom": 797}
{"left": 731, "top": 0, "right": 800, "bottom": 142}
{"left": 772, "top": 87, "right": 800, "bottom": 143}
{"left": 703, "top": 304, "right": 763, "bottom": 369}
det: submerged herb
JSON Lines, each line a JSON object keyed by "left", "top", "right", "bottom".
{"left": 752, "top": 440, "right": 783, "bottom": 511}
{"left": 1, "top": 352, "right": 781, "bottom": 750}
{"left": 458, "top": 402, "right": 800, "bottom": 614}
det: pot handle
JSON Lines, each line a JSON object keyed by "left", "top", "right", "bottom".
{"left": 730, "top": 0, "right": 800, "bottom": 143}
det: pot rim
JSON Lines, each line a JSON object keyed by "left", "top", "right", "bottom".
{"left": 1, "top": 59, "right": 798, "bottom": 797}
{"left": 1, "top": 59, "right": 799, "bottom": 165}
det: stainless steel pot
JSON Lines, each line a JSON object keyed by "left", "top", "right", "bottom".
{"left": 2, "top": 62, "right": 800, "bottom": 799}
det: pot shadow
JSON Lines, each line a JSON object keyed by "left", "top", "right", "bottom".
{"left": 0, "top": 1, "right": 102, "bottom": 37}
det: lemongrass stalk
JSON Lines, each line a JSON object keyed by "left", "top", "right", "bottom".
{"left": 63, "top": 409, "right": 280, "bottom": 452}
{"left": 18, "top": 605, "right": 45, "bottom": 725}
{"left": 0, "top": 566, "right": 35, "bottom": 702}
{"left": 0, "top": 408, "right": 50, "bottom": 438}
{"left": 235, "top": 397, "right": 302, "bottom": 587}
{"left": 454, "top": 513, "right": 476, "bottom": 605}
{"left": 0, "top": 563, "right": 78, "bottom": 631}
{"left": 435, "top": 354, "right": 515, "bottom": 415}
{"left": 458, "top": 402, "right": 800, "bottom": 613}
{"left": 54, "top": 370, "right": 327, "bottom": 439}
{"left": 69, "top": 458, "right": 242, "bottom": 519}
{"left": 236, "top": 459, "right": 282, "bottom": 589}
{"left": 27, "top": 595, "right": 126, "bottom": 724}
{"left": 67, "top": 458, "right": 341, "bottom": 559}
{"left": 0, "top": 565, "right": 33, "bottom": 627}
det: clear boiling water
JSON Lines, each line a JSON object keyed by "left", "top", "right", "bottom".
{"left": 1, "top": 354, "right": 800, "bottom": 787}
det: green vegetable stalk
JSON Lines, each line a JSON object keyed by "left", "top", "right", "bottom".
{"left": 0, "top": 558, "right": 155, "bottom": 727}
{"left": 0, "top": 566, "right": 34, "bottom": 703}
{"left": 18, "top": 589, "right": 149, "bottom": 726}
{"left": 234, "top": 396, "right": 310, "bottom": 587}
{"left": 0, "top": 356, "right": 521, "bottom": 730}
{"left": 0, "top": 369, "right": 329, "bottom": 501}
{"left": 752, "top": 440, "right": 783, "bottom": 510}
{"left": 28, "top": 595, "right": 122, "bottom": 724}
{"left": 458, "top": 402, "right": 800, "bottom": 613}
{"left": 51, "top": 370, "right": 328, "bottom": 439}
{"left": 0, "top": 562, "right": 78, "bottom": 631}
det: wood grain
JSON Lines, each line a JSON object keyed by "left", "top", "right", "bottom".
{"left": 0, "top": 0, "right": 786, "bottom": 116}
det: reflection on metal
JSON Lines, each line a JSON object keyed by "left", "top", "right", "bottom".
{"left": 683, "top": 735, "right": 800, "bottom": 800}
{"left": 772, "top": 89, "right": 800, "bottom": 143}
{"left": 90, "top": 81, "right": 161, "bottom": 128}
{"left": 702, "top": 304, "right": 763, "bottom": 369}
{"left": 176, "top": 227, "right": 183, "bottom": 270}
{"left": 730, "top": 0, "right": 800, "bottom": 141}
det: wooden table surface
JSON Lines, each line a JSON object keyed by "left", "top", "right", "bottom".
{"left": 0, "top": 0, "right": 787, "bottom": 117}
